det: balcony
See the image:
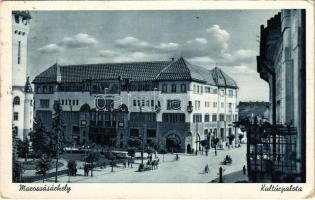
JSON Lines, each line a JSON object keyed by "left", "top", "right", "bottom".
{"left": 187, "top": 105, "right": 193, "bottom": 113}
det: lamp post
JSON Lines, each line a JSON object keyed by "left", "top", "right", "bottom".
{"left": 139, "top": 105, "right": 145, "bottom": 165}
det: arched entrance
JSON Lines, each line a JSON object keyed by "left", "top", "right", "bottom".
{"left": 165, "top": 133, "right": 181, "bottom": 153}
{"left": 195, "top": 133, "right": 201, "bottom": 151}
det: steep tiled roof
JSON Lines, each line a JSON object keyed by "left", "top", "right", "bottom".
{"left": 33, "top": 58, "right": 237, "bottom": 88}
{"left": 211, "top": 67, "right": 238, "bottom": 88}
{"left": 33, "top": 64, "right": 57, "bottom": 83}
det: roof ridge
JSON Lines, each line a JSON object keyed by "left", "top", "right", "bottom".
{"left": 179, "top": 57, "right": 192, "bottom": 79}
{"left": 61, "top": 60, "right": 171, "bottom": 67}
{"left": 154, "top": 59, "right": 176, "bottom": 79}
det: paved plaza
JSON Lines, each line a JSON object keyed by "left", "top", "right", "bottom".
{"left": 39, "top": 145, "right": 247, "bottom": 183}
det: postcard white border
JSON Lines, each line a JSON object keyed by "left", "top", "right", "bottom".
{"left": 0, "top": 1, "right": 314, "bottom": 199}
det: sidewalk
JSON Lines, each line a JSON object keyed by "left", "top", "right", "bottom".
{"left": 210, "top": 170, "right": 249, "bottom": 183}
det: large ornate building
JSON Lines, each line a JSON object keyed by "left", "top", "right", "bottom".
{"left": 32, "top": 57, "right": 239, "bottom": 153}
{"left": 12, "top": 11, "right": 33, "bottom": 140}
{"left": 256, "top": 10, "right": 305, "bottom": 182}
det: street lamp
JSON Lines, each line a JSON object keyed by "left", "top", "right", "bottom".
{"left": 139, "top": 105, "right": 145, "bottom": 165}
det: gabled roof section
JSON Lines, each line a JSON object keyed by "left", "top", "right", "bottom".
{"left": 184, "top": 59, "right": 216, "bottom": 85}
{"left": 32, "top": 63, "right": 57, "bottom": 83}
{"left": 155, "top": 57, "right": 191, "bottom": 81}
{"left": 156, "top": 57, "right": 216, "bottom": 85}
{"left": 211, "top": 67, "right": 238, "bottom": 88}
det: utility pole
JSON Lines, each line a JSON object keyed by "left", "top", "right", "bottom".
{"left": 55, "top": 129, "right": 59, "bottom": 183}
{"left": 140, "top": 105, "right": 144, "bottom": 165}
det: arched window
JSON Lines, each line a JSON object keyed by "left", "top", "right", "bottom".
{"left": 13, "top": 96, "right": 20, "bottom": 105}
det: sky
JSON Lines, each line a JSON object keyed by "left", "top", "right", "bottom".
{"left": 27, "top": 10, "right": 279, "bottom": 102}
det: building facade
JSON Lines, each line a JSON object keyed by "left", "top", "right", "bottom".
{"left": 12, "top": 11, "right": 33, "bottom": 140}
{"left": 32, "top": 57, "right": 239, "bottom": 153}
{"left": 256, "top": 9, "right": 306, "bottom": 181}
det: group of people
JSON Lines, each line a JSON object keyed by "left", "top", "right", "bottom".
{"left": 122, "top": 158, "right": 134, "bottom": 168}
{"left": 146, "top": 157, "right": 159, "bottom": 170}
{"left": 224, "top": 155, "right": 232, "bottom": 163}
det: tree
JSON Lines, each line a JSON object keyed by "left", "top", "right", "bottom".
{"left": 127, "top": 148, "right": 136, "bottom": 158}
{"left": 166, "top": 137, "right": 180, "bottom": 153}
{"left": 86, "top": 151, "right": 101, "bottom": 176}
{"left": 12, "top": 126, "right": 23, "bottom": 183}
{"left": 51, "top": 101, "right": 66, "bottom": 183}
{"left": 227, "top": 134, "right": 235, "bottom": 147}
{"left": 238, "top": 134, "right": 244, "bottom": 146}
{"left": 67, "top": 160, "right": 77, "bottom": 176}
{"left": 30, "top": 117, "right": 52, "bottom": 157}
{"left": 213, "top": 138, "right": 220, "bottom": 156}
{"left": 17, "top": 137, "right": 29, "bottom": 161}
{"left": 127, "top": 137, "right": 142, "bottom": 149}
{"left": 35, "top": 154, "right": 51, "bottom": 183}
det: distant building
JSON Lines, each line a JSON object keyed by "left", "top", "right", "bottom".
{"left": 256, "top": 9, "right": 305, "bottom": 182}
{"left": 238, "top": 101, "right": 270, "bottom": 122}
{"left": 32, "top": 57, "right": 239, "bottom": 152}
{"left": 12, "top": 11, "right": 33, "bottom": 140}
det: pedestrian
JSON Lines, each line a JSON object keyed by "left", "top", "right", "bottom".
{"left": 127, "top": 159, "right": 130, "bottom": 168}
{"left": 204, "top": 164, "right": 209, "bottom": 173}
{"left": 243, "top": 165, "right": 246, "bottom": 175}
{"left": 84, "top": 164, "right": 87, "bottom": 176}
{"left": 219, "top": 167, "right": 223, "bottom": 183}
{"left": 130, "top": 158, "right": 133, "bottom": 168}
{"left": 123, "top": 161, "right": 126, "bottom": 168}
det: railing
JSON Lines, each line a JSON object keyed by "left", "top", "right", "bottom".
{"left": 247, "top": 123, "right": 299, "bottom": 182}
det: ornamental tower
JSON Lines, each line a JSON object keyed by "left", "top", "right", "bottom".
{"left": 12, "top": 11, "right": 33, "bottom": 140}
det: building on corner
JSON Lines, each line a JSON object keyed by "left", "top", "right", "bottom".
{"left": 32, "top": 57, "right": 239, "bottom": 153}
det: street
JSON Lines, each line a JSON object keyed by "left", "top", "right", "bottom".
{"left": 40, "top": 145, "right": 247, "bottom": 183}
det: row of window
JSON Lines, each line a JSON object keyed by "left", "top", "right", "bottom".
{"left": 195, "top": 100, "right": 233, "bottom": 109}
{"left": 161, "top": 83, "right": 187, "bottom": 93}
{"left": 193, "top": 84, "right": 218, "bottom": 94}
{"left": 130, "top": 112, "right": 156, "bottom": 122}
{"left": 193, "top": 84, "right": 235, "bottom": 97}
{"left": 36, "top": 85, "right": 54, "bottom": 94}
{"left": 220, "top": 89, "right": 235, "bottom": 97}
{"left": 133, "top": 99, "right": 160, "bottom": 108}
{"left": 60, "top": 99, "right": 79, "bottom": 106}
{"left": 38, "top": 99, "right": 80, "bottom": 108}
{"left": 162, "top": 113, "right": 185, "bottom": 123}
{"left": 14, "top": 30, "right": 26, "bottom": 36}
{"left": 14, "top": 15, "right": 28, "bottom": 25}
{"left": 129, "top": 128, "right": 157, "bottom": 138}
{"left": 193, "top": 113, "right": 238, "bottom": 123}
{"left": 13, "top": 111, "right": 32, "bottom": 121}
{"left": 13, "top": 96, "right": 33, "bottom": 106}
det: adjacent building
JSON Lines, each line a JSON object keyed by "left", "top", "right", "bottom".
{"left": 12, "top": 11, "right": 33, "bottom": 140}
{"left": 238, "top": 101, "right": 270, "bottom": 122}
{"left": 32, "top": 57, "right": 239, "bottom": 153}
{"left": 256, "top": 9, "right": 306, "bottom": 182}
